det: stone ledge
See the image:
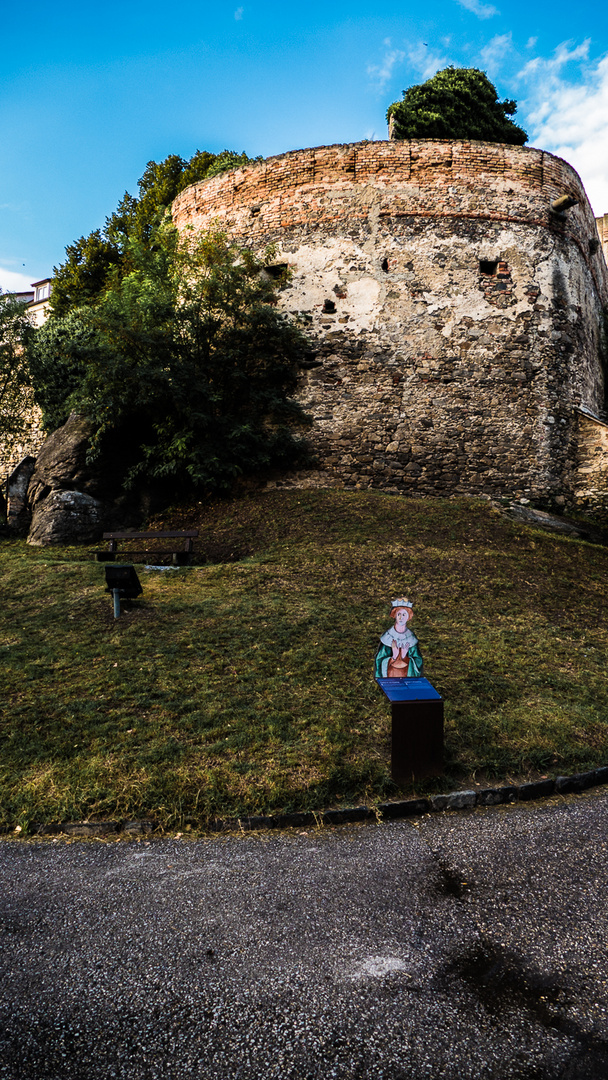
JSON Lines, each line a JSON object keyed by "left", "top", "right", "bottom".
{"left": 34, "top": 819, "right": 155, "bottom": 837}
{"left": 22, "top": 766, "right": 608, "bottom": 838}
{"left": 430, "top": 790, "right": 477, "bottom": 811}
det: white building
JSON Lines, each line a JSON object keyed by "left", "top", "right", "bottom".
{"left": 27, "top": 278, "right": 52, "bottom": 326}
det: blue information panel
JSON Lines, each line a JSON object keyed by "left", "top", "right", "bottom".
{"left": 376, "top": 677, "right": 442, "bottom": 702}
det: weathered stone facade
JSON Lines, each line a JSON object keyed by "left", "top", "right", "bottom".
{"left": 0, "top": 391, "right": 45, "bottom": 481}
{"left": 596, "top": 213, "right": 608, "bottom": 266}
{"left": 173, "top": 140, "right": 608, "bottom": 507}
{"left": 574, "top": 409, "right": 608, "bottom": 518}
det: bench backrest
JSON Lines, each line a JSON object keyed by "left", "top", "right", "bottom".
{"left": 102, "top": 530, "right": 199, "bottom": 540}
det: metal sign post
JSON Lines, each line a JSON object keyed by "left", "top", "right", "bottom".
{"left": 104, "top": 565, "right": 143, "bottom": 619}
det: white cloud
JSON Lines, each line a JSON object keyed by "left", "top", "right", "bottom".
{"left": 479, "top": 33, "right": 513, "bottom": 76}
{"left": 526, "top": 37, "right": 537, "bottom": 50}
{"left": 367, "top": 34, "right": 451, "bottom": 93}
{"left": 518, "top": 41, "right": 608, "bottom": 214}
{"left": 518, "top": 38, "right": 590, "bottom": 88}
{"left": 406, "top": 42, "right": 450, "bottom": 82}
{"left": 367, "top": 39, "right": 407, "bottom": 89}
{"left": 234, "top": 6, "right": 243, "bottom": 20}
{"left": 0, "top": 267, "right": 35, "bottom": 293}
{"left": 456, "top": 0, "right": 499, "bottom": 20}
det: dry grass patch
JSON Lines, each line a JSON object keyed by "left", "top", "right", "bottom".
{"left": 1, "top": 490, "right": 607, "bottom": 830}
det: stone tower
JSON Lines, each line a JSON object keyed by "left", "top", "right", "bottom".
{"left": 172, "top": 140, "right": 608, "bottom": 508}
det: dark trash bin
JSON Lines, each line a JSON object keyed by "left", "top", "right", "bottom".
{"left": 376, "top": 677, "right": 444, "bottom": 782}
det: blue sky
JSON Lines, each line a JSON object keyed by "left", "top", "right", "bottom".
{"left": 1, "top": 0, "right": 607, "bottom": 291}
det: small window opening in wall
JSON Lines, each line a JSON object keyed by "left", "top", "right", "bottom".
{"left": 381, "top": 258, "right": 389, "bottom": 272}
{"left": 479, "top": 260, "right": 498, "bottom": 276}
{"left": 265, "top": 263, "right": 288, "bottom": 280}
{"left": 322, "top": 299, "right": 336, "bottom": 314}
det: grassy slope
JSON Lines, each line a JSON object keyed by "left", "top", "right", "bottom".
{"left": 1, "top": 490, "right": 607, "bottom": 831}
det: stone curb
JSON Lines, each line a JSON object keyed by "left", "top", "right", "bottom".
{"left": 32, "top": 820, "right": 155, "bottom": 838}
{"left": 15, "top": 765, "right": 608, "bottom": 839}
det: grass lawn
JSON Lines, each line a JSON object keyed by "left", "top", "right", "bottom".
{"left": 1, "top": 489, "right": 607, "bottom": 832}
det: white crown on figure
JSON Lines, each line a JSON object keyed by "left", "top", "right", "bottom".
{"left": 391, "top": 597, "right": 413, "bottom": 609}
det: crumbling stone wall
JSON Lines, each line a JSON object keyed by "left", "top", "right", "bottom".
{"left": 574, "top": 409, "right": 608, "bottom": 519}
{"left": 596, "top": 213, "right": 608, "bottom": 267}
{"left": 0, "top": 393, "right": 45, "bottom": 483}
{"left": 172, "top": 140, "right": 607, "bottom": 506}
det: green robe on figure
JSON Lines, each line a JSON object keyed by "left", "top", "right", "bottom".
{"left": 374, "top": 626, "right": 424, "bottom": 679}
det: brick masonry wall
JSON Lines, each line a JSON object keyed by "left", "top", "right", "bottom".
{"left": 173, "top": 140, "right": 608, "bottom": 505}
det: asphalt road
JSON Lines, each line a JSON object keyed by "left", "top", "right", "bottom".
{"left": 1, "top": 792, "right": 607, "bottom": 1080}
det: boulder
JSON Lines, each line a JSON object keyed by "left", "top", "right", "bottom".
{"left": 6, "top": 456, "right": 36, "bottom": 532}
{"left": 22, "top": 411, "right": 172, "bottom": 545}
{"left": 27, "top": 490, "right": 105, "bottom": 546}
{"left": 26, "top": 413, "right": 99, "bottom": 508}
{"left": 21, "top": 413, "right": 109, "bottom": 545}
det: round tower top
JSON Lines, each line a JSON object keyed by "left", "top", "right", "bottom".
{"left": 171, "top": 140, "right": 605, "bottom": 302}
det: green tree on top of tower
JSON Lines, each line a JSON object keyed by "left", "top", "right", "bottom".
{"left": 386, "top": 67, "right": 527, "bottom": 145}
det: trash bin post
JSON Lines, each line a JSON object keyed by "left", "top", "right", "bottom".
{"left": 377, "top": 677, "right": 444, "bottom": 782}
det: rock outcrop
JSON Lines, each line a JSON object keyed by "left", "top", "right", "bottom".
{"left": 24, "top": 413, "right": 108, "bottom": 546}
{"left": 18, "top": 412, "right": 170, "bottom": 545}
{"left": 27, "top": 489, "right": 105, "bottom": 546}
{"left": 26, "top": 413, "right": 99, "bottom": 507}
{"left": 6, "top": 456, "right": 36, "bottom": 532}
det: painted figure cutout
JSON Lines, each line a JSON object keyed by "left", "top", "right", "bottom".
{"left": 375, "top": 597, "right": 423, "bottom": 679}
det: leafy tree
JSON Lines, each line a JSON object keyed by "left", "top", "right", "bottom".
{"left": 387, "top": 67, "right": 527, "bottom": 145}
{"left": 50, "top": 231, "right": 122, "bottom": 316}
{"left": 23, "top": 307, "right": 103, "bottom": 433}
{"left": 0, "top": 292, "right": 35, "bottom": 464}
{"left": 28, "top": 227, "right": 310, "bottom": 496}
{"left": 50, "top": 148, "right": 261, "bottom": 317}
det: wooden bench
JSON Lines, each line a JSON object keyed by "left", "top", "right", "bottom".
{"left": 95, "top": 529, "right": 199, "bottom": 566}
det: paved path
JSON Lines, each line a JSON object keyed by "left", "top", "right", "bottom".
{"left": 1, "top": 792, "right": 607, "bottom": 1079}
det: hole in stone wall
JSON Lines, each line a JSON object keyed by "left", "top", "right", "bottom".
{"left": 299, "top": 352, "right": 323, "bottom": 369}
{"left": 265, "top": 263, "right": 289, "bottom": 280}
{"left": 479, "top": 260, "right": 498, "bottom": 276}
{"left": 381, "top": 258, "right": 389, "bottom": 272}
{"left": 322, "top": 299, "right": 336, "bottom": 314}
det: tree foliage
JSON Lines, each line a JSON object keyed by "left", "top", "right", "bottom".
{"left": 0, "top": 292, "right": 34, "bottom": 463}
{"left": 28, "top": 228, "right": 310, "bottom": 496}
{"left": 50, "top": 148, "right": 261, "bottom": 317}
{"left": 387, "top": 67, "right": 527, "bottom": 145}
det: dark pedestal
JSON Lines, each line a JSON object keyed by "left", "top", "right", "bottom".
{"left": 376, "top": 678, "right": 444, "bottom": 782}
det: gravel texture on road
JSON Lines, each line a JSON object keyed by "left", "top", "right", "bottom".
{"left": 1, "top": 792, "right": 607, "bottom": 1079}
